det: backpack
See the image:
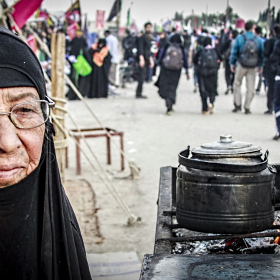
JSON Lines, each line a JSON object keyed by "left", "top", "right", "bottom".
{"left": 198, "top": 48, "right": 219, "bottom": 76}
{"left": 162, "top": 43, "right": 183, "bottom": 71}
{"left": 225, "top": 39, "right": 235, "bottom": 60}
{"left": 239, "top": 35, "right": 259, "bottom": 68}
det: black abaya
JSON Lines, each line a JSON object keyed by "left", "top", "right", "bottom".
{"left": 155, "top": 37, "right": 188, "bottom": 110}
{"left": 155, "top": 67, "right": 181, "bottom": 109}
{"left": 87, "top": 48, "right": 112, "bottom": 98}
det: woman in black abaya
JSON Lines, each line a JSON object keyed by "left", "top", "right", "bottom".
{"left": 155, "top": 34, "right": 189, "bottom": 115}
{"left": 87, "top": 38, "right": 112, "bottom": 98}
{"left": 0, "top": 26, "right": 91, "bottom": 279}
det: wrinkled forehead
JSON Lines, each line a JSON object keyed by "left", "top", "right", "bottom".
{"left": 0, "top": 87, "right": 40, "bottom": 104}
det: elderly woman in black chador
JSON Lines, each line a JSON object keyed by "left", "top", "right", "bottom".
{"left": 155, "top": 33, "right": 189, "bottom": 115}
{"left": 0, "top": 26, "right": 91, "bottom": 279}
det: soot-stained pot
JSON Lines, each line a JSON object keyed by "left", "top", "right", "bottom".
{"left": 176, "top": 135, "right": 277, "bottom": 234}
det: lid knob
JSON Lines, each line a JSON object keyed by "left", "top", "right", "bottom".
{"left": 220, "top": 135, "right": 232, "bottom": 143}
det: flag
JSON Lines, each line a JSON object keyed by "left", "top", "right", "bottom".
{"left": 107, "top": 0, "right": 122, "bottom": 22}
{"left": 162, "top": 19, "right": 171, "bottom": 31}
{"left": 35, "top": 8, "right": 54, "bottom": 27}
{"left": 126, "top": 8, "right": 130, "bottom": 27}
{"left": 27, "top": 35, "right": 37, "bottom": 53}
{"left": 130, "top": 22, "right": 138, "bottom": 33}
{"left": 65, "top": 0, "right": 82, "bottom": 28}
{"left": 67, "top": 22, "right": 79, "bottom": 40}
{"left": 11, "top": 0, "right": 43, "bottom": 29}
{"left": 35, "top": 9, "right": 49, "bottom": 21}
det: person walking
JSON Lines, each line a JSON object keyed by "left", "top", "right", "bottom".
{"left": 191, "top": 29, "right": 209, "bottom": 93}
{"left": 104, "top": 30, "right": 119, "bottom": 94}
{"left": 194, "top": 37, "right": 222, "bottom": 114}
{"left": 255, "top": 26, "right": 266, "bottom": 95}
{"left": 220, "top": 30, "right": 239, "bottom": 94}
{"left": 270, "top": 25, "right": 280, "bottom": 140}
{"left": 155, "top": 34, "right": 189, "bottom": 115}
{"left": 135, "top": 22, "right": 155, "bottom": 99}
{"left": 230, "top": 21, "right": 264, "bottom": 114}
{"left": 264, "top": 24, "right": 280, "bottom": 115}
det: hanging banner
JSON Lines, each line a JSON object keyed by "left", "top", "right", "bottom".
{"left": 236, "top": 18, "right": 245, "bottom": 29}
{"left": 96, "top": 10, "right": 105, "bottom": 30}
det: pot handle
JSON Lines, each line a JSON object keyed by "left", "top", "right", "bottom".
{"left": 179, "top": 147, "right": 268, "bottom": 173}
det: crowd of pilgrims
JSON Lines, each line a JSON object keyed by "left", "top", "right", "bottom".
{"left": 31, "top": 21, "right": 280, "bottom": 140}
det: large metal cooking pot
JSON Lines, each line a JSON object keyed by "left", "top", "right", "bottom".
{"left": 176, "top": 135, "right": 277, "bottom": 234}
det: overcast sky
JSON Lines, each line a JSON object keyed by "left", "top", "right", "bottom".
{"left": 9, "top": 0, "right": 280, "bottom": 28}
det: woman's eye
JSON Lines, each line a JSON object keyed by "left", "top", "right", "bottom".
{"left": 19, "top": 107, "right": 33, "bottom": 112}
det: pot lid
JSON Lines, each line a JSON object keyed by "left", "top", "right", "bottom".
{"left": 192, "top": 135, "right": 261, "bottom": 155}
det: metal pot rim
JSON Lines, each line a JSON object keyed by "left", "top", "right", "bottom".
{"left": 192, "top": 135, "right": 261, "bottom": 156}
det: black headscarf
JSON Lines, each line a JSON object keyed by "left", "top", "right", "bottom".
{"left": 97, "top": 38, "right": 107, "bottom": 50}
{"left": 0, "top": 26, "right": 91, "bottom": 279}
{"left": 169, "top": 33, "right": 183, "bottom": 45}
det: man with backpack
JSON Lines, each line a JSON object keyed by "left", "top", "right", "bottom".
{"left": 230, "top": 21, "right": 264, "bottom": 114}
{"left": 220, "top": 30, "right": 239, "bottom": 94}
{"left": 191, "top": 29, "right": 209, "bottom": 93}
{"left": 193, "top": 37, "right": 222, "bottom": 114}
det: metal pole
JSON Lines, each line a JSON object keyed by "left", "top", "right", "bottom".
{"left": 116, "top": 0, "right": 120, "bottom": 39}
{"left": 206, "top": 5, "right": 208, "bottom": 27}
{"left": 192, "top": 9, "right": 194, "bottom": 29}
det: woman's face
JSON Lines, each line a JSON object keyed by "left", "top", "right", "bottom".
{"left": 0, "top": 87, "right": 45, "bottom": 187}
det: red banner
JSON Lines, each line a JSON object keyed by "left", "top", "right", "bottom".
{"left": 11, "top": 0, "right": 43, "bottom": 29}
{"left": 96, "top": 10, "right": 105, "bottom": 30}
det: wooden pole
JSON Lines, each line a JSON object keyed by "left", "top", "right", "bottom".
{"left": 51, "top": 32, "right": 67, "bottom": 184}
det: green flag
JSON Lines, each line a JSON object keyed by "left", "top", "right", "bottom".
{"left": 126, "top": 8, "right": 130, "bottom": 27}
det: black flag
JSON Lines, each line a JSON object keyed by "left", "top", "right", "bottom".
{"left": 107, "top": 0, "right": 122, "bottom": 22}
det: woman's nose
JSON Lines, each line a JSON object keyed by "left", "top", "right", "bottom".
{"left": 0, "top": 115, "right": 21, "bottom": 153}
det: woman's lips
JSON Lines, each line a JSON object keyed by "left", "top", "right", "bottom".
{"left": 0, "top": 168, "right": 22, "bottom": 179}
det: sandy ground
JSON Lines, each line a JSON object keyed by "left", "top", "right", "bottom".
{"left": 64, "top": 67, "right": 280, "bottom": 262}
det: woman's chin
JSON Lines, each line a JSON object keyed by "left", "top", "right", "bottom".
{"left": 0, "top": 168, "right": 24, "bottom": 188}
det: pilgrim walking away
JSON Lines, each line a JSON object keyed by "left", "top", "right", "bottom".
{"left": 155, "top": 34, "right": 189, "bottom": 115}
